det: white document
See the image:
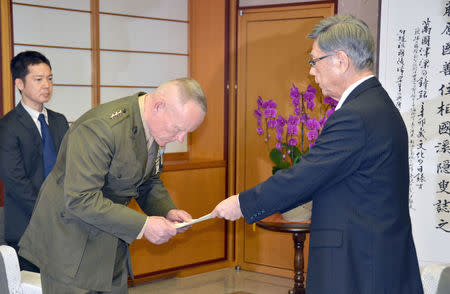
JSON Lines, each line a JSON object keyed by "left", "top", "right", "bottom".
{"left": 174, "top": 213, "right": 212, "bottom": 229}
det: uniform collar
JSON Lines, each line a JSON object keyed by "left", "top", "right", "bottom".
{"left": 138, "top": 93, "right": 154, "bottom": 150}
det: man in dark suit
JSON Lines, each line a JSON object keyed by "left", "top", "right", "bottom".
{"left": 212, "top": 15, "right": 424, "bottom": 293}
{"left": 19, "top": 78, "right": 206, "bottom": 293}
{"left": 0, "top": 51, "right": 69, "bottom": 272}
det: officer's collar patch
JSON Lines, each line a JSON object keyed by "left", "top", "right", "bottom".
{"left": 110, "top": 108, "right": 127, "bottom": 120}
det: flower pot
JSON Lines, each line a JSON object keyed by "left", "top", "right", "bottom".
{"left": 281, "top": 201, "right": 312, "bottom": 222}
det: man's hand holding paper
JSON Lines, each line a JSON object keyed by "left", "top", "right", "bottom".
{"left": 210, "top": 194, "right": 243, "bottom": 221}
{"left": 167, "top": 209, "right": 193, "bottom": 233}
{"left": 167, "top": 195, "right": 244, "bottom": 232}
{"left": 143, "top": 216, "right": 177, "bottom": 245}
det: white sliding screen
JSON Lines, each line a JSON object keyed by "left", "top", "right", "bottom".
{"left": 11, "top": 0, "right": 190, "bottom": 153}
{"left": 99, "top": 0, "right": 189, "bottom": 152}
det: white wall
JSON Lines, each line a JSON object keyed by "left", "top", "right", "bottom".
{"left": 239, "top": 0, "right": 323, "bottom": 6}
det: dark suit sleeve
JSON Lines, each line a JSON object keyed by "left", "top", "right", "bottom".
{"left": 239, "top": 107, "right": 367, "bottom": 223}
{"left": 0, "top": 121, "right": 39, "bottom": 214}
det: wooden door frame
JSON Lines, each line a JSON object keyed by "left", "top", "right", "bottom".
{"left": 0, "top": 0, "right": 13, "bottom": 206}
{"left": 230, "top": 1, "right": 336, "bottom": 278}
{"left": 1, "top": 0, "right": 13, "bottom": 116}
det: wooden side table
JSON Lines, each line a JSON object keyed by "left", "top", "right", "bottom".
{"left": 256, "top": 221, "right": 310, "bottom": 294}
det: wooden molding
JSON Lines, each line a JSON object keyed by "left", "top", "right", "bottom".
{"left": 1, "top": 0, "right": 13, "bottom": 114}
{"left": 228, "top": 0, "right": 238, "bottom": 264}
{"left": 53, "top": 84, "right": 91, "bottom": 87}
{"left": 12, "top": 2, "right": 90, "bottom": 13}
{"left": 100, "top": 48, "right": 188, "bottom": 56}
{"left": 237, "top": 0, "right": 336, "bottom": 10}
{"left": 162, "top": 159, "right": 226, "bottom": 172}
{"left": 163, "top": 152, "right": 189, "bottom": 162}
{"left": 100, "top": 84, "right": 157, "bottom": 89}
{"left": 90, "top": 0, "right": 100, "bottom": 107}
{"left": 234, "top": 1, "right": 334, "bottom": 278}
{"left": 127, "top": 259, "right": 232, "bottom": 287}
{"left": 99, "top": 11, "right": 188, "bottom": 23}
{"left": 14, "top": 43, "right": 91, "bottom": 50}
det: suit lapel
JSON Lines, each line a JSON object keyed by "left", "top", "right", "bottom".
{"left": 47, "top": 110, "right": 65, "bottom": 150}
{"left": 15, "top": 103, "right": 43, "bottom": 150}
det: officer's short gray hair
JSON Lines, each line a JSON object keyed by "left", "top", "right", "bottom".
{"left": 307, "top": 15, "right": 375, "bottom": 72}
{"left": 162, "top": 78, "right": 207, "bottom": 113}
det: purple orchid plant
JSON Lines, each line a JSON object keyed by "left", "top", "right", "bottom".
{"left": 254, "top": 84, "right": 337, "bottom": 174}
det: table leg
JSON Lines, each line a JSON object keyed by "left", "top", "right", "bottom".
{"left": 291, "top": 231, "right": 306, "bottom": 294}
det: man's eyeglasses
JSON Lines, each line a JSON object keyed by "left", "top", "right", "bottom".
{"left": 308, "top": 53, "right": 335, "bottom": 67}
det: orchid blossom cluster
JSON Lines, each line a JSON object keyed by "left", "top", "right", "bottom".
{"left": 254, "top": 84, "right": 337, "bottom": 174}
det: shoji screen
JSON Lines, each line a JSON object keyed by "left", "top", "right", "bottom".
{"left": 12, "top": 0, "right": 189, "bottom": 153}
{"left": 12, "top": 0, "right": 92, "bottom": 122}
{"left": 99, "top": 0, "right": 189, "bottom": 152}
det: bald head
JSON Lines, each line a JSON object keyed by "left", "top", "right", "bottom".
{"left": 144, "top": 78, "right": 207, "bottom": 146}
{"left": 155, "top": 77, "right": 207, "bottom": 113}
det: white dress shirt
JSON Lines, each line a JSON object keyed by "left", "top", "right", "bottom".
{"left": 21, "top": 101, "right": 49, "bottom": 137}
{"left": 335, "top": 75, "right": 374, "bottom": 110}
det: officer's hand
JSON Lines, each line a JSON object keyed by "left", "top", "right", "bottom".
{"left": 167, "top": 209, "right": 192, "bottom": 233}
{"left": 143, "top": 216, "right": 177, "bottom": 244}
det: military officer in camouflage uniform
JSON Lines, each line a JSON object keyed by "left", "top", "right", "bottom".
{"left": 18, "top": 77, "right": 207, "bottom": 293}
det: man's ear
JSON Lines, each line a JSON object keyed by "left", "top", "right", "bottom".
{"left": 335, "top": 50, "right": 350, "bottom": 73}
{"left": 153, "top": 99, "right": 166, "bottom": 112}
{"left": 15, "top": 78, "right": 25, "bottom": 91}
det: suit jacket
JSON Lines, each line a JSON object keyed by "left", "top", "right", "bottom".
{"left": 0, "top": 102, "right": 68, "bottom": 245}
{"left": 239, "top": 78, "right": 423, "bottom": 294}
{"left": 19, "top": 93, "right": 177, "bottom": 291}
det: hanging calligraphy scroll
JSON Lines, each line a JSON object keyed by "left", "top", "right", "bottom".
{"left": 379, "top": 0, "right": 450, "bottom": 265}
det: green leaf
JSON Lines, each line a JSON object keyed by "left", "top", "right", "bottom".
{"left": 270, "top": 148, "right": 290, "bottom": 174}
{"left": 272, "top": 166, "right": 282, "bottom": 175}
{"left": 269, "top": 148, "right": 284, "bottom": 165}
{"left": 280, "top": 161, "right": 291, "bottom": 169}
{"left": 294, "top": 147, "right": 309, "bottom": 165}
{"left": 280, "top": 144, "right": 302, "bottom": 165}
{"left": 272, "top": 161, "right": 290, "bottom": 175}
{"left": 290, "top": 146, "right": 302, "bottom": 163}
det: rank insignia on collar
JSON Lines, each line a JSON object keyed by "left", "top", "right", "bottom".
{"left": 110, "top": 109, "right": 124, "bottom": 120}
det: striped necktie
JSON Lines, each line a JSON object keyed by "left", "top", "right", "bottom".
{"left": 38, "top": 113, "right": 57, "bottom": 178}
